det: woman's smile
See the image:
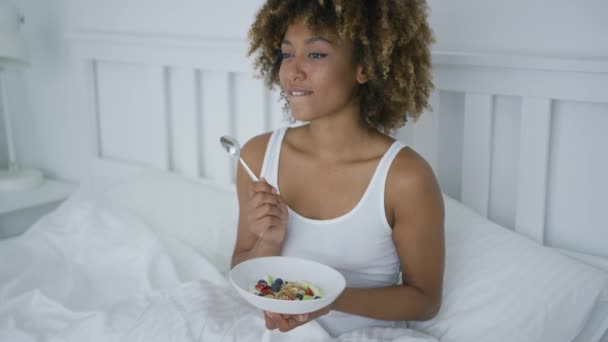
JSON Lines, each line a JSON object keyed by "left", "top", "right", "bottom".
{"left": 286, "top": 88, "right": 314, "bottom": 99}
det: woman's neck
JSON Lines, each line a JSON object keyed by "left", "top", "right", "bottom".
{"left": 301, "top": 111, "right": 378, "bottom": 162}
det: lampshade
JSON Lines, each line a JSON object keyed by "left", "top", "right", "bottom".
{"left": 0, "top": 2, "right": 29, "bottom": 65}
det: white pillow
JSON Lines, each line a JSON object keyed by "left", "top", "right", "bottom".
{"left": 574, "top": 299, "right": 608, "bottom": 342}
{"left": 102, "top": 170, "right": 239, "bottom": 275}
{"left": 409, "top": 195, "right": 608, "bottom": 342}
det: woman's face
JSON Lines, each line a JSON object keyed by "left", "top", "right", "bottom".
{"left": 279, "top": 20, "right": 365, "bottom": 122}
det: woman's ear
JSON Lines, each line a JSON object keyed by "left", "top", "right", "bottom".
{"left": 356, "top": 65, "right": 369, "bottom": 84}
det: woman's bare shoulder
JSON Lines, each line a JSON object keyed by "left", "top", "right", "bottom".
{"left": 240, "top": 132, "right": 273, "bottom": 177}
{"left": 387, "top": 146, "right": 442, "bottom": 207}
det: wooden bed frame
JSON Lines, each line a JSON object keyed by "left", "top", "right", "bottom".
{"left": 67, "top": 30, "right": 608, "bottom": 272}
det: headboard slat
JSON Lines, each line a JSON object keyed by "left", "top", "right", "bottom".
{"left": 434, "top": 64, "right": 608, "bottom": 104}
{"left": 149, "top": 65, "right": 170, "bottom": 171}
{"left": 201, "top": 70, "right": 233, "bottom": 184}
{"left": 412, "top": 91, "right": 440, "bottom": 173}
{"left": 167, "top": 66, "right": 199, "bottom": 178}
{"left": 515, "top": 97, "right": 552, "bottom": 244}
{"left": 462, "top": 93, "right": 494, "bottom": 217}
{"left": 87, "top": 60, "right": 102, "bottom": 159}
{"left": 234, "top": 73, "right": 267, "bottom": 146}
{"left": 269, "top": 89, "right": 285, "bottom": 130}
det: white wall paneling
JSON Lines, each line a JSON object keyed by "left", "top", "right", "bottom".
{"left": 426, "top": 1, "right": 608, "bottom": 56}
{"left": 68, "top": 31, "right": 608, "bottom": 261}
{"left": 69, "top": 31, "right": 273, "bottom": 187}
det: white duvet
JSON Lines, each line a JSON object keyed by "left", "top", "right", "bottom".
{"left": 0, "top": 193, "right": 437, "bottom": 342}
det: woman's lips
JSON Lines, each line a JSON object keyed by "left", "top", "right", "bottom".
{"left": 286, "top": 89, "right": 313, "bottom": 97}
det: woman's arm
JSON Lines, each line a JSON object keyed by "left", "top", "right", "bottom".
{"left": 333, "top": 149, "right": 445, "bottom": 320}
{"left": 231, "top": 134, "right": 289, "bottom": 268}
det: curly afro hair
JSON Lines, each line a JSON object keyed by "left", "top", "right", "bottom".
{"left": 247, "top": 0, "right": 435, "bottom": 132}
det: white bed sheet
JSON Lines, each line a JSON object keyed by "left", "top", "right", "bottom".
{"left": 0, "top": 191, "right": 437, "bottom": 342}
{"left": 2, "top": 176, "right": 607, "bottom": 341}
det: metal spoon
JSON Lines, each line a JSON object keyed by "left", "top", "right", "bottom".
{"left": 220, "top": 135, "right": 259, "bottom": 182}
{"left": 221, "top": 136, "right": 276, "bottom": 240}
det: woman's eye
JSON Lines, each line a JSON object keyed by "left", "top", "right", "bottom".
{"left": 280, "top": 52, "right": 326, "bottom": 60}
{"left": 308, "top": 52, "right": 327, "bottom": 59}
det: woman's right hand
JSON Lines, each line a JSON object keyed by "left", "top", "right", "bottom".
{"left": 245, "top": 178, "right": 288, "bottom": 247}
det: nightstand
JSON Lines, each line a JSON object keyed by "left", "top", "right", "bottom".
{"left": 0, "top": 179, "right": 77, "bottom": 238}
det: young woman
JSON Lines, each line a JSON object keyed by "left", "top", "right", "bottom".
{"left": 231, "top": 0, "right": 444, "bottom": 337}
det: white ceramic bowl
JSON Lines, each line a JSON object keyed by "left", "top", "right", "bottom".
{"left": 230, "top": 256, "right": 346, "bottom": 314}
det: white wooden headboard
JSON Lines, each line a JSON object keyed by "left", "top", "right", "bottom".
{"left": 67, "top": 30, "right": 608, "bottom": 268}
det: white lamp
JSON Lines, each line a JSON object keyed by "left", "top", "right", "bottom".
{"left": 0, "top": 2, "right": 43, "bottom": 191}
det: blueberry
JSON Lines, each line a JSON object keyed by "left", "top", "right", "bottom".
{"left": 313, "top": 296, "right": 320, "bottom": 299}
{"left": 257, "top": 280, "right": 267, "bottom": 285}
{"left": 270, "top": 278, "right": 283, "bottom": 292}
{"left": 296, "top": 294, "right": 303, "bottom": 300}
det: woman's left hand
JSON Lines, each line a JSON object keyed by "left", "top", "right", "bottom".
{"left": 264, "top": 304, "right": 333, "bottom": 332}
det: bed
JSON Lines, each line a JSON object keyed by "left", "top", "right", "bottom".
{"left": 0, "top": 30, "right": 607, "bottom": 341}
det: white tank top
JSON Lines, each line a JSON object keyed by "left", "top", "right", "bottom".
{"left": 260, "top": 127, "right": 404, "bottom": 336}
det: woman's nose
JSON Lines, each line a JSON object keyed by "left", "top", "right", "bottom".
{"left": 288, "top": 58, "right": 305, "bottom": 81}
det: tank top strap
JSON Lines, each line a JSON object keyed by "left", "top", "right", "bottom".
{"left": 368, "top": 140, "right": 407, "bottom": 224}
{"left": 260, "top": 127, "right": 288, "bottom": 189}
{"left": 373, "top": 140, "right": 406, "bottom": 187}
